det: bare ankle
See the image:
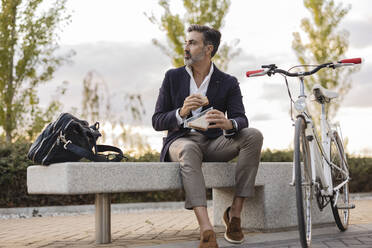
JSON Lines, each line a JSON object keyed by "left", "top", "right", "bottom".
{"left": 194, "top": 206, "right": 213, "bottom": 236}
{"left": 200, "top": 225, "right": 213, "bottom": 232}
{"left": 230, "top": 206, "right": 241, "bottom": 220}
{"left": 200, "top": 225, "right": 213, "bottom": 238}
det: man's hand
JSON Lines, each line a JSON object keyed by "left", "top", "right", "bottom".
{"left": 179, "top": 94, "right": 208, "bottom": 118}
{"left": 205, "top": 109, "right": 233, "bottom": 130}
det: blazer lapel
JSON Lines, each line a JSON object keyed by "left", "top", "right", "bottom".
{"left": 204, "top": 65, "right": 222, "bottom": 110}
{"left": 179, "top": 67, "right": 190, "bottom": 106}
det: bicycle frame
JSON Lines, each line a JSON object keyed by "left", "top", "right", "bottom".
{"left": 290, "top": 77, "right": 350, "bottom": 199}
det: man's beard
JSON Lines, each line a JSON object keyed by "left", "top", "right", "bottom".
{"left": 184, "top": 48, "right": 206, "bottom": 66}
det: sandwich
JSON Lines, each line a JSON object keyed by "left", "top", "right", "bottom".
{"left": 193, "top": 93, "right": 209, "bottom": 107}
{"left": 184, "top": 98, "right": 211, "bottom": 131}
{"left": 200, "top": 95, "right": 209, "bottom": 106}
{"left": 187, "top": 114, "right": 209, "bottom": 131}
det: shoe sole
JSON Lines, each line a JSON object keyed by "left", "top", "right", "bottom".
{"left": 222, "top": 215, "right": 245, "bottom": 244}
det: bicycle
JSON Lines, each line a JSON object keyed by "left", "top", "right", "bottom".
{"left": 246, "top": 58, "right": 362, "bottom": 248}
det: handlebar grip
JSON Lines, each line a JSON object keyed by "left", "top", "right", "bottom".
{"left": 246, "top": 69, "right": 265, "bottom": 77}
{"left": 338, "top": 58, "right": 362, "bottom": 64}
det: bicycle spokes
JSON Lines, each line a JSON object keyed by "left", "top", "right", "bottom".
{"left": 330, "top": 132, "right": 350, "bottom": 231}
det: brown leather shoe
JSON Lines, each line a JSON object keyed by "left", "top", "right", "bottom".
{"left": 198, "top": 230, "right": 219, "bottom": 248}
{"left": 223, "top": 206, "right": 244, "bottom": 244}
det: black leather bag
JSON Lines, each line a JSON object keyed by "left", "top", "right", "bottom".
{"left": 28, "top": 113, "right": 125, "bottom": 165}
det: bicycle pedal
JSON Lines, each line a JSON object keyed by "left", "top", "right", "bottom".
{"left": 336, "top": 203, "right": 355, "bottom": 209}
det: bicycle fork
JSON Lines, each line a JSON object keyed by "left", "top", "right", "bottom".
{"left": 289, "top": 122, "right": 328, "bottom": 192}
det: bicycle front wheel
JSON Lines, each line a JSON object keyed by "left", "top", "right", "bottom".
{"left": 294, "top": 117, "right": 312, "bottom": 248}
{"left": 330, "top": 131, "right": 350, "bottom": 231}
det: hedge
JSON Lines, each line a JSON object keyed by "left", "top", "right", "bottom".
{"left": 0, "top": 142, "right": 371, "bottom": 208}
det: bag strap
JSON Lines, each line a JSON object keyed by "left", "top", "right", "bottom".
{"left": 96, "top": 145, "right": 127, "bottom": 162}
{"left": 64, "top": 142, "right": 125, "bottom": 162}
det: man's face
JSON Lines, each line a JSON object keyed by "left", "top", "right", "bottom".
{"left": 184, "top": 31, "right": 210, "bottom": 66}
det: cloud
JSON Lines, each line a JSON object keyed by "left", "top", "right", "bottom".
{"left": 259, "top": 82, "right": 294, "bottom": 111}
{"left": 228, "top": 50, "right": 294, "bottom": 82}
{"left": 261, "top": 83, "right": 288, "bottom": 100}
{"left": 343, "top": 82, "right": 372, "bottom": 108}
{"left": 344, "top": 18, "right": 372, "bottom": 49}
{"left": 38, "top": 41, "right": 171, "bottom": 125}
{"left": 250, "top": 113, "right": 274, "bottom": 122}
{"left": 227, "top": 52, "right": 260, "bottom": 81}
{"left": 57, "top": 41, "right": 170, "bottom": 90}
{"left": 342, "top": 61, "right": 372, "bottom": 108}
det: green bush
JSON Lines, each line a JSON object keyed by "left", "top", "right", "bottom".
{"left": 0, "top": 141, "right": 31, "bottom": 207}
{"left": 0, "top": 144, "right": 371, "bottom": 208}
{"left": 0, "top": 141, "right": 98, "bottom": 207}
{"left": 259, "top": 149, "right": 372, "bottom": 193}
{"left": 260, "top": 149, "right": 293, "bottom": 162}
{"left": 348, "top": 156, "right": 372, "bottom": 193}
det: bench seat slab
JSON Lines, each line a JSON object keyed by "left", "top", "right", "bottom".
{"left": 213, "top": 163, "right": 334, "bottom": 230}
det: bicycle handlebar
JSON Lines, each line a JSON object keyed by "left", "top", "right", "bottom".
{"left": 246, "top": 69, "right": 265, "bottom": 77}
{"left": 338, "top": 58, "right": 362, "bottom": 64}
{"left": 246, "top": 58, "right": 362, "bottom": 78}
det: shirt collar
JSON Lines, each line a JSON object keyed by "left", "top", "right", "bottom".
{"left": 185, "top": 63, "right": 214, "bottom": 81}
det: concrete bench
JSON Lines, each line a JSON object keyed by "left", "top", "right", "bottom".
{"left": 27, "top": 162, "right": 334, "bottom": 244}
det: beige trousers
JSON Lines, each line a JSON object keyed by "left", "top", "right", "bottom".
{"left": 169, "top": 128, "right": 263, "bottom": 209}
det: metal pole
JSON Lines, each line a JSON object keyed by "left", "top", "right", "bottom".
{"left": 95, "top": 193, "right": 111, "bottom": 244}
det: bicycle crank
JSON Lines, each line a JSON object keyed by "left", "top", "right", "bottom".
{"left": 315, "top": 182, "right": 330, "bottom": 211}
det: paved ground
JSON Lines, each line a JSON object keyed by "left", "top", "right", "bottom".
{"left": 147, "top": 224, "right": 372, "bottom": 248}
{"left": 0, "top": 199, "right": 371, "bottom": 248}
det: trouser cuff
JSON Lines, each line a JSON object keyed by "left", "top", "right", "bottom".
{"left": 185, "top": 197, "right": 207, "bottom": 210}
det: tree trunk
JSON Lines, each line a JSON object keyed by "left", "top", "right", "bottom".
{"left": 5, "top": 131, "right": 12, "bottom": 143}
{"left": 3, "top": 1, "right": 17, "bottom": 144}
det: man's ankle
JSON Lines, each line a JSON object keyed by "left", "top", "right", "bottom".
{"left": 200, "top": 226, "right": 214, "bottom": 236}
{"left": 229, "top": 206, "right": 241, "bottom": 221}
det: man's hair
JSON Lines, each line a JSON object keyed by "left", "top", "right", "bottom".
{"left": 187, "top": 24, "right": 221, "bottom": 58}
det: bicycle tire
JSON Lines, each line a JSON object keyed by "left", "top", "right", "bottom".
{"left": 329, "top": 131, "right": 350, "bottom": 231}
{"left": 294, "top": 117, "right": 312, "bottom": 248}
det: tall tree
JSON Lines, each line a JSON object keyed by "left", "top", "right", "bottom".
{"left": 146, "top": 0, "right": 240, "bottom": 70}
{"left": 292, "top": 0, "right": 359, "bottom": 119}
{"left": 0, "top": 0, "right": 72, "bottom": 142}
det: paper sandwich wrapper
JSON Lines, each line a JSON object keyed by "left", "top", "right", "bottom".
{"left": 188, "top": 114, "right": 209, "bottom": 131}
{"left": 184, "top": 107, "right": 213, "bottom": 131}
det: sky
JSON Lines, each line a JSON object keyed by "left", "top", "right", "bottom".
{"left": 38, "top": 0, "right": 372, "bottom": 156}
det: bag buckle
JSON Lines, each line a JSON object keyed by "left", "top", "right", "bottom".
{"left": 63, "top": 140, "right": 72, "bottom": 150}
{"left": 59, "top": 131, "right": 72, "bottom": 150}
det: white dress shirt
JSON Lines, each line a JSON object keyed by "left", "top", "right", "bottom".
{"left": 176, "top": 64, "right": 214, "bottom": 125}
{"left": 175, "top": 64, "right": 238, "bottom": 135}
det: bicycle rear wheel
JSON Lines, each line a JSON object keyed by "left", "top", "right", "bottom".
{"left": 294, "top": 117, "right": 312, "bottom": 248}
{"left": 329, "top": 131, "right": 350, "bottom": 231}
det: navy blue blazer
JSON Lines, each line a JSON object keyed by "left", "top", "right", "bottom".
{"left": 152, "top": 65, "right": 248, "bottom": 162}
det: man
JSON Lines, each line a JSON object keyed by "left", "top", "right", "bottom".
{"left": 152, "top": 24, "right": 263, "bottom": 248}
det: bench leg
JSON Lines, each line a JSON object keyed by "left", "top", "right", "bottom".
{"left": 95, "top": 193, "right": 111, "bottom": 244}
{"left": 213, "top": 185, "right": 334, "bottom": 231}
{"left": 213, "top": 187, "right": 265, "bottom": 230}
